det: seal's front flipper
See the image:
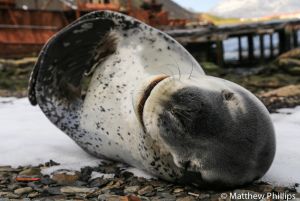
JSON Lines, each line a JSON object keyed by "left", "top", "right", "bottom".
{"left": 28, "top": 15, "right": 117, "bottom": 106}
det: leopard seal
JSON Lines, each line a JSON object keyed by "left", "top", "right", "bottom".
{"left": 28, "top": 11, "right": 275, "bottom": 188}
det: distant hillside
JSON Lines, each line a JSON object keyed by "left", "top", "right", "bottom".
{"left": 119, "top": 0, "right": 196, "bottom": 20}
{"left": 210, "top": 0, "right": 300, "bottom": 19}
{"left": 156, "top": 0, "right": 196, "bottom": 19}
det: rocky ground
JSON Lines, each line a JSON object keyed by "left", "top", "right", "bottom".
{"left": 0, "top": 161, "right": 299, "bottom": 201}
{"left": 1, "top": 53, "right": 300, "bottom": 200}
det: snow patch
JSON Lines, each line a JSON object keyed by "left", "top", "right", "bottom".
{"left": 91, "top": 171, "right": 115, "bottom": 180}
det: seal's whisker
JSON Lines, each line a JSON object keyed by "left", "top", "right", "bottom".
{"left": 189, "top": 60, "right": 195, "bottom": 80}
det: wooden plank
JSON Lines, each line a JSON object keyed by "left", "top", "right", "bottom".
{"left": 259, "top": 34, "right": 265, "bottom": 61}
{"left": 216, "top": 40, "right": 224, "bottom": 67}
{"left": 238, "top": 36, "right": 242, "bottom": 62}
{"left": 248, "top": 35, "right": 254, "bottom": 61}
{"left": 270, "top": 34, "right": 274, "bottom": 58}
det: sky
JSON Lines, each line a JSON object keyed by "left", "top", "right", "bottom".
{"left": 173, "top": 0, "right": 221, "bottom": 12}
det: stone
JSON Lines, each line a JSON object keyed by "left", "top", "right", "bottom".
{"left": 80, "top": 166, "right": 94, "bottom": 182}
{"left": 176, "top": 196, "right": 196, "bottom": 201}
{"left": 274, "top": 186, "right": 286, "bottom": 193}
{"left": 256, "top": 184, "right": 273, "bottom": 192}
{"left": 97, "top": 195, "right": 141, "bottom": 201}
{"left": 19, "top": 168, "right": 41, "bottom": 176}
{"left": 44, "top": 160, "right": 60, "bottom": 167}
{"left": 28, "top": 191, "right": 39, "bottom": 198}
{"left": 157, "top": 192, "right": 176, "bottom": 200}
{"left": 7, "top": 183, "right": 19, "bottom": 191}
{"left": 173, "top": 188, "right": 184, "bottom": 193}
{"left": 197, "top": 193, "right": 210, "bottom": 200}
{"left": 60, "top": 186, "right": 95, "bottom": 194}
{"left": 124, "top": 186, "right": 140, "bottom": 194}
{"left": 89, "top": 178, "right": 110, "bottom": 188}
{"left": 14, "top": 187, "right": 33, "bottom": 195}
{"left": 138, "top": 185, "right": 154, "bottom": 196}
{"left": 100, "top": 180, "right": 124, "bottom": 192}
{"left": 45, "top": 187, "right": 62, "bottom": 195}
{"left": 0, "top": 166, "right": 18, "bottom": 172}
{"left": 0, "top": 192, "right": 19, "bottom": 199}
{"left": 40, "top": 176, "right": 55, "bottom": 185}
{"left": 52, "top": 170, "right": 80, "bottom": 185}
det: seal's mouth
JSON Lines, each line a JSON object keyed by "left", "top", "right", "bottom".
{"left": 137, "top": 75, "right": 169, "bottom": 127}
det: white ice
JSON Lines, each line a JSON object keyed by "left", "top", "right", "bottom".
{"left": 0, "top": 97, "right": 299, "bottom": 186}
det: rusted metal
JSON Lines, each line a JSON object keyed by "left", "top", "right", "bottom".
{"left": 0, "top": 0, "right": 197, "bottom": 58}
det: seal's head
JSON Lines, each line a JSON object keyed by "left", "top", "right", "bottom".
{"left": 134, "top": 74, "right": 275, "bottom": 188}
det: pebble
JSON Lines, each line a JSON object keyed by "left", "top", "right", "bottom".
{"left": 176, "top": 196, "right": 196, "bottom": 201}
{"left": 138, "top": 185, "right": 154, "bottom": 196}
{"left": 124, "top": 185, "right": 140, "bottom": 194}
{"left": 89, "top": 178, "right": 110, "bottom": 188}
{"left": 14, "top": 187, "right": 33, "bottom": 195}
{"left": 60, "top": 186, "right": 96, "bottom": 194}
{"left": 18, "top": 168, "right": 41, "bottom": 176}
{"left": 40, "top": 176, "right": 55, "bottom": 185}
{"left": 28, "top": 191, "right": 39, "bottom": 198}
{"left": 173, "top": 188, "right": 184, "bottom": 193}
{"left": 45, "top": 187, "right": 62, "bottom": 195}
{"left": 0, "top": 166, "right": 18, "bottom": 172}
{"left": 52, "top": 171, "right": 80, "bottom": 185}
{"left": 0, "top": 192, "right": 19, "bottom": 199}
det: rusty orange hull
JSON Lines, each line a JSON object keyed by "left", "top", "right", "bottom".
{"left": 0, "top": 8, "right": 69, "bottom": 58}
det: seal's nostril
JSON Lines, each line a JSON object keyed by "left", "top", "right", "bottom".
{"left": 222, "top": 90, "right": 234, "bottom": 101}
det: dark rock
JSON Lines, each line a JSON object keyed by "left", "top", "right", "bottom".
{"left": 40, "top": 176, "right": 55, "bottom": 185}
{"left": 45, "top": 187, "right": 62, "bottom": 195}
{"left": 89, "top": 178, "right": 110, "bottom": 188}
{"left": 122, "top": 171, "right": 134, "bottom": 179}
{"left": 44, "top": 160, "right": 60, "bottom": 167}
{"left": 80, "top": 167, "right": 94, "bottom": 182}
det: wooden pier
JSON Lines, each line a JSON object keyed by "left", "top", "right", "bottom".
{"left": 166, "top": 19, "right": 300, "bottom": 67}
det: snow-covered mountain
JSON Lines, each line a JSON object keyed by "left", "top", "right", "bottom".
{"left": 210, "top": 0, "right": 300, "bottom": 19}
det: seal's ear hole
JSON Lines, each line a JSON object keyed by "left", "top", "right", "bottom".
{"left": 222, "top": 90, "right": 234, "bottom": 101}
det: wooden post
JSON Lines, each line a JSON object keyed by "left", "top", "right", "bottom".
{"left": 238, "top": 36, "right": 242, "bottom": 62}
{"left": 247, "top": 35, "right": 254, "bottom": 61}
{"left": 293, "top": 30, "right": 298, "bottom": 48}
{"left": 259, "top": 34, "right": 265, "bottom": 62}
{"left": 279, "top": 27, "right": 292, "bottom": 53}
{"left": 279, "top": 30, "right": 286, "bottom": 54}
{"left": 270, "top": 34, "right": 274, "bottom": 58}
{"left": 285, "top": 28, "right": 292, "bottom": 51}
{"left": 216, "top": 41, "right": 224, "bottom": 67}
